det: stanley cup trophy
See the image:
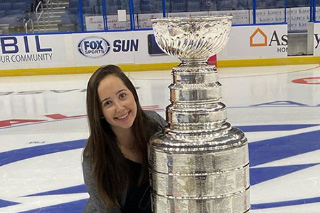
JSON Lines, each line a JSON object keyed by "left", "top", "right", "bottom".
{"left": 148, "top": 16, "right": 250, "bottom": 212}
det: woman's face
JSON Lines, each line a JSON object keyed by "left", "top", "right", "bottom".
{"left": 98, "top": 75, "right": 137, "bottom": 133}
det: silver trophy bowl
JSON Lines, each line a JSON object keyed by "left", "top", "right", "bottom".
{"left": 149, "top": 16, "right": 250, "bottom": 213}
{"left": 152, "top": 16, "right": 232, "bottom": 61}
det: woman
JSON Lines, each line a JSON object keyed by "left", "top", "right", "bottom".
{"left": 82, "top": 65, "right": 166, "bottom": 212}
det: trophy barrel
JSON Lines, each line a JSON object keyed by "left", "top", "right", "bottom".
{"left": 149, "top": 16, "right": 250, "bottom": 212}
{"left": 149, "top": 128, "right": 250, "bottom": 213}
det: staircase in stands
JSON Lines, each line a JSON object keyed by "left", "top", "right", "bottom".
{"left": 33, "top": 0, "right": 70, "bottom": 32}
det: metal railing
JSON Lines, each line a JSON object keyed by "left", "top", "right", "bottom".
{"left": 35, "top": 1, "right": 45, "bottom": 31}
{"left": 24, "top": 0, "right": 58, "bottom": 33}
{"left": 46, "top": 0, "right": 53, "bottom": 28}
{"left": 24, "top": 19, "right": 34, "bottom": 33}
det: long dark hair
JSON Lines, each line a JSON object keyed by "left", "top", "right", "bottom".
{"left": 84, "top": 65, "right": 151, "bottom": 207}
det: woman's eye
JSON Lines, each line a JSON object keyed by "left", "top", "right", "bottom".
{"left": 119, "top": 93, "right": 127, "bottom": 99}
{"left": 104, "top": 101, "right": 112, "bottom": 106}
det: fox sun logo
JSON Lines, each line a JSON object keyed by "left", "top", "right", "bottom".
{"left": 78, "top": 36, "right": 110, "bottom": 58}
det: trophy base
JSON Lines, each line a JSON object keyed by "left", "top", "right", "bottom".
{"left": 152, "top": 189, "right": 250, "bottom": 213}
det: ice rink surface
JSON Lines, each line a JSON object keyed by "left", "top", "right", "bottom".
{"left": 1, "top": 64, "right": 320, "bottom": 212}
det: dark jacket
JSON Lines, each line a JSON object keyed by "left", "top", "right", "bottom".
{"left": 82, "top": 110, "right": 167, "bottom": 212}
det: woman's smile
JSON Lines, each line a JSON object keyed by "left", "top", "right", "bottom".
{"left": 116, "top": 111, "right": 130, "bottom": 121}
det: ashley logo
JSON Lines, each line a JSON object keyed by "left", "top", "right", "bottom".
{"left": 250, "top": 28, "right": 267, "bottom": 47}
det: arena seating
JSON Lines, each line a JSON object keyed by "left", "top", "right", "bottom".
{"left": 0, "top": 0, "right": 314, "bottom": 34}
{"left": 0, "top": 1, "right": 32, "bottom": 33}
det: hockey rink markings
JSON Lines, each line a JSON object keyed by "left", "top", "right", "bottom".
{"left": 0, "top": 105, "right": 163, "bottom": 129}
{"left": 1, "top": 123, "right": 320, "bottom": 212}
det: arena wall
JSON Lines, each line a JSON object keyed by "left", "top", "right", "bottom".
{"left": 1, "top": 22, "right": 320, "bottom": 76}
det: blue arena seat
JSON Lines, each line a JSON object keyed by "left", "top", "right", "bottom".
{"left": 201, "top": 0, "right": 217, "bottom": 11}
{"left": 66, "top": 7, "right": 78, "bottom": 15}
{"left": 107, "top": 5, "right": 118, "bottom": 15}
{"left": 61, "top": 13, "right": 77, "bottom": 25}
{"left": 84, "top": 0, "right": 100, "bottom": 7}
{"left": 188, "top": 2, "right": 200, "bottom": 11}
{"left": 69, "top": 0, "right": 78, "bottom": 8}
{"left": 0, "top": 14, "right": 23, "bottom": 28}
{"left": 295, "top": 0, "right": 308, "bottom": 7}
{"left": 219, "top": 1, "right": 234, "bottom": 10}
{"left": 171, "top": 1, "right": 186, "bottom": 12}
{"left": 7, "top": 9, "right": 23, "bottom": 16}
{"left": 286, "top": 0, "right": 293, "bottom": 7}
{"left": 15, "top": 0, "right": 31, "bottom": 2}
{"left": 0, "top": 10, "right": 5, "bottom": 18}
{"left": 94, "top": 6, "right": 103, "bottom": 14}
{"left": 141, "top": 3, "right": 152, "bottom": 13}
{"left": 83, "top": 6, "right": 93, "bottom": 14}
{"left": 12, "top": 2, "right": 28, "bottom": 11}
{"left": 0, "top": 3, "right": 12, "bottom": 10}
{"left": 236, "top": 0, "right": 251, "bottom": 9}
{"left": 275, "top": 1, "right": 284, "bottom": 8}
{"left": 256, "top": 0, "right": 267, "bottom": 9}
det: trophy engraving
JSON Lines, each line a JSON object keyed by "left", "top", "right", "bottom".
{"left": 149, "top": 16, "right": 250, "bottom": 212}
